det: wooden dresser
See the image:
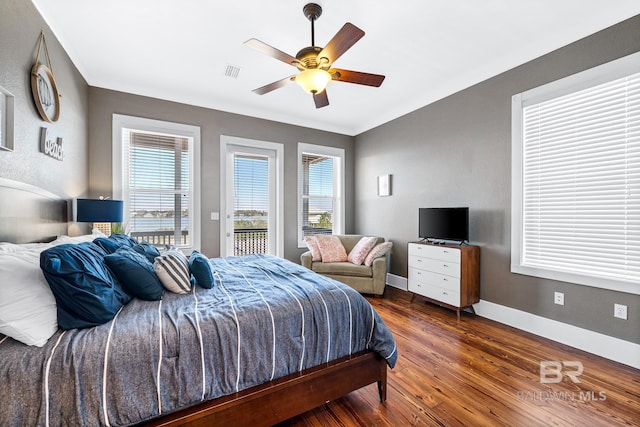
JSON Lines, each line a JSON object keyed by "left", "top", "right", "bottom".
{"left": 408, "top": 242, "right": 480, "bottom": 320}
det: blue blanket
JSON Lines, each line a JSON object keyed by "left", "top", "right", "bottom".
{"left": 0, "top": 254, "right": 396, "bottom": 426}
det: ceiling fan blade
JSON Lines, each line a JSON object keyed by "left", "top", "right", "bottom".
{"left": 252, "top": 76, "right": 295, "bottom": 95}
{"left": 244, "top": 38, "right": 299, "bottom": 67}
{"left": 317, "top": 23, "right": 365, "bottom": 65}
{"left": 329, "top": 68, "right": 385, "bottom": 87}
{"left": 313, "top": 90, "right": 329, "bottom": 108}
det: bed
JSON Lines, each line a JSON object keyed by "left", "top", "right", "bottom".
{"left": 0, "top": 179, "right": 397, "bottom": 426}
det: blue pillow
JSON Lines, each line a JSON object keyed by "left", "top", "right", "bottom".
{"left": 104, "top": 249, "right": 164, "bottom": 301}
{"left": 108, "top": 233, "right": 138, "bottom": 248}
{"left": 132, "top": 242, "right": 161, "bottom": 264}
{"left": 93, "top": 237, "right": 121, "bottom": 254}
{"left": 189, "top": 251, "right": 214, "bottom": 289}
{"left": 40, "top": 242, "right": 132, "bottom": 330}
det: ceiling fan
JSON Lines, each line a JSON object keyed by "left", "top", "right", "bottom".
{"left": 244, "top": 3, "right": 385, "bottom": 108}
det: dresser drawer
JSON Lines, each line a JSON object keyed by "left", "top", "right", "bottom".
{"left": 408, "top": 280, "right": 460, "bottom": 307}
{"left": 408, "top": 242, "right": 480, "bottom": 317}
{"left": 409, "top": 255, "right": 460, "bottom": 278}
{"left": 408, "top": 243, "right": 461, "bottom": 263}
{"left": 408, "top": 267, "right": 460, "bottom": 292}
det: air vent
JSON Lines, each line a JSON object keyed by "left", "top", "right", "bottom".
{"left": 224, "top": 64, "right": 241, "bottom": 79}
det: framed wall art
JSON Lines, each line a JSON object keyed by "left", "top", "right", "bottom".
{"left": 377, "top": 174, "right": 391, "bottom": 196}
{"left": 0, "top": 85, "right": 15, "bottom": 152}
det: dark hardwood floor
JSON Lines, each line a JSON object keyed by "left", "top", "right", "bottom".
{"left": 281, "top": 287, "right": 640, "bottom": 426}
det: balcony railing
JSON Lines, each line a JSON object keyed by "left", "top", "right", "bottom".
{"left": 302, "top": 226, "right": 332, "bottom": 237}
{"left": 130, "top": 226, "right": 334, "bottom": 254}
{"left": 131, "top": 230, "right": 189, "bottom": 247}
{"left": 233, "top": 227, "right": 332, "bottom": 255}
{"left": 233, "top": 228, "right": 268, "bottom": 256}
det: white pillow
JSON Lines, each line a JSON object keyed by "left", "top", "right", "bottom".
{"left": 0, "top": 250, "right": 58, "bottom": 346}
{"left": 52, "top": 228, "right": 106, "bottom": 245}
{"left": 154, "top": 250, "right": 192, "bottom": 294}
{"left": 0, "top": 242, "right": 53, "bottom": 254}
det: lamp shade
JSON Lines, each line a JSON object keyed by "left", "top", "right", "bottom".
{"left": 295, "top": 69, "right": 332, "bottom": 94}
{"left": 75, "top": 198, "right": 123, "bottom": 223}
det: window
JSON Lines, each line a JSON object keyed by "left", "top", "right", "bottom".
{"left": 113, "top": 115, "right": 201, "bottom": 252}
{"left": 298, "top": 143, "right": 345, "bottom": 247}
{"left": 511, "top": 52, "right": 640, "bottom": 295}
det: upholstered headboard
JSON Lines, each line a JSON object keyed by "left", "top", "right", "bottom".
{"left": 0, "top": 178, "right": 67, "bottom": 243}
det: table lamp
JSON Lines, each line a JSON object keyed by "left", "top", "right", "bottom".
{"left": 75, "top": 198, "right": 123, "bottom": 236}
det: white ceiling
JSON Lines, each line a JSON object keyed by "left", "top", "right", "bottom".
{"left": 31, "top": 1, "right": 640, "bottom": 136}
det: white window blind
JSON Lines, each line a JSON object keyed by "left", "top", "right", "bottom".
{"left": 301, "top": 153, "right": 334, "bottom": 234}
{"left": 233, "top": 154, "right": 269, "bottom": 255}
{"left": 122, "top": 129, "right": 193, "bottom": 248}
{"left": 234, "top": 154, "right": 269, "bottom": 218}
{"left": 513, "top": 57, "right": 640, "bottom": 293}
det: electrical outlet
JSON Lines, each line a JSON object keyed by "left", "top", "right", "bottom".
{"left": 614, "top": 304, "right": 628, "bottom": 320}
{"left": 554, "top": 292, "right": 564, "bottom": 306}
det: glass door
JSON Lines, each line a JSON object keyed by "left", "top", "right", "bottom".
{"left": 220, "top": 136, "right": 283, "bottom": 257}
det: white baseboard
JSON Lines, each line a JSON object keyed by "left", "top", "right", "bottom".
{"left": 386, "top": 273, "right": 407, "bottom": 291}
{"left": 475, "top": 300, "right": 640, "bottom": 369}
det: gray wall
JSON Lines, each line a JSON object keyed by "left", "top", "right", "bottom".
{"left": 7, "top": 0, "right": 636, "bottom": 343}
{"left": 354, "top": 15, "right": 640, "bottom": 344}
{"left": 88, "top": 88, "right": 355, "bottom": 262}
{"left": 0, "top": 0, "right": 89, "bottom": 207}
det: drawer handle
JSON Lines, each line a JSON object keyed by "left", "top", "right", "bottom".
{"left": 443, "top": 278, "right": 448, "bottom": 282}
{"left": 443, "top": 291, "right": 448, "bottom": 295}
{"left": 443, "top": 250, "right": 449, "bottom": 253}
{"left": 443, "top": 264, "right": 448, "bottom": 268}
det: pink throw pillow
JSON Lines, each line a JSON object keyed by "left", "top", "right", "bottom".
{"left": 315, "top": 235, "right": 348, "bottom": 263}
{"left": 304, "top": 236, "right": 321, "bottom": 261}
{"left": 364, "top": 242, "right": 393, "bottom": 267}
{"left": 347, "top": 236, "right": 378, "bottom": 265}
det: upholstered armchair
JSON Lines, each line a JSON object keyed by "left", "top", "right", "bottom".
{"left": 300, "top": 234, "right": 389, "bottom": 296}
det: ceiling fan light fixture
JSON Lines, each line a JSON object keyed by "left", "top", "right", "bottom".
{"left": 246, "top": 3, "right": 384, "bottom": 108}
{"left": 295, "top": 68, "right": 331, "bottom": 94}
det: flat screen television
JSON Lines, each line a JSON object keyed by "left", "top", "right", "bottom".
{"left": 419, "top": 207, "right": 469, "bottom": 243}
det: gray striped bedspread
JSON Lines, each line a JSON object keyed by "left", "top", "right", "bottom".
{"left": 0, "top": 254, "right": 397, "bottom": 426}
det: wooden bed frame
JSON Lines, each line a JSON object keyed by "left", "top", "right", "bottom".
{"left": 0, "top": 178, "right": 389, "bottom": 426}
{"left": 146, "top": 350, "right": 387, "bottom": 426}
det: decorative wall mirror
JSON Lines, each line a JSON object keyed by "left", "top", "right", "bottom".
{"left": 31, "top": 32, "right": 60, "bottom": 123}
